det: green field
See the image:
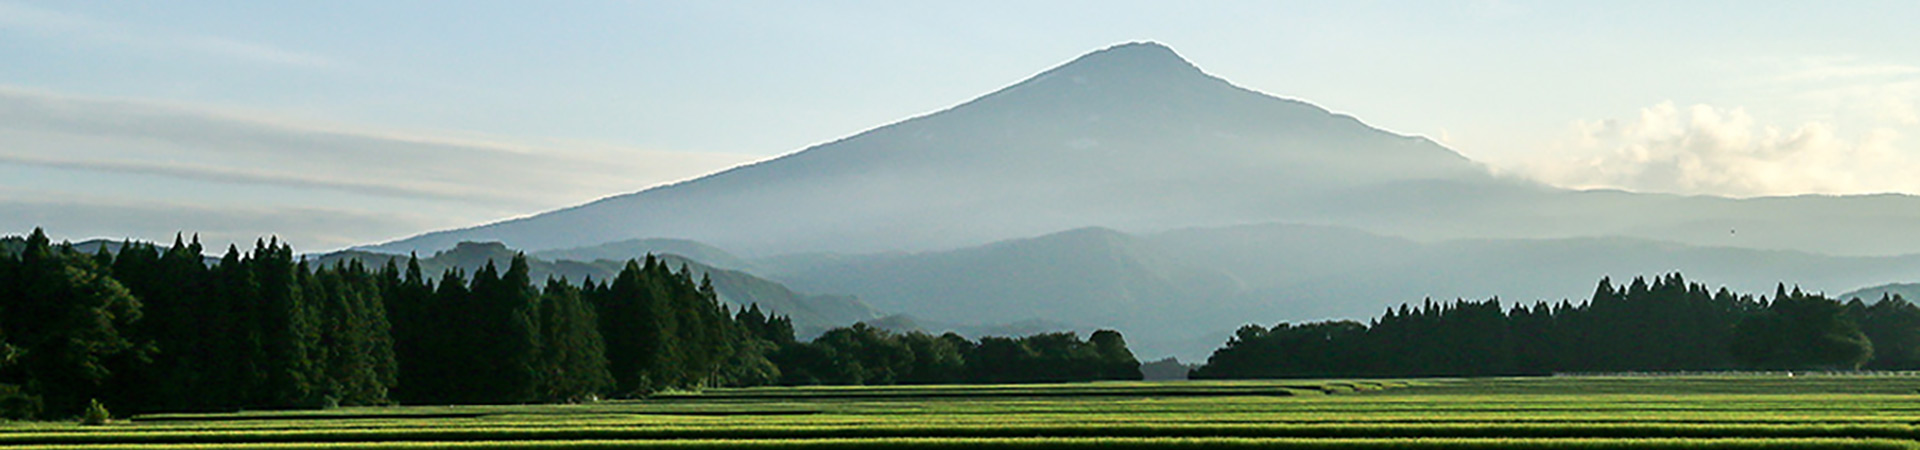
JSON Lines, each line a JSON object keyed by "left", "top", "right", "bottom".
{"left": 7, "top": 376, "right": 1920, "bottom": 449}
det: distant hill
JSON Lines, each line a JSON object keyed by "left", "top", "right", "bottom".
{"left": 533, "top": 238, "right": 758, "bottom": 272}
{"left": 1139, "top": 357, "right": 1195, "bottom": 381}
{"left": 756, "top": 223, "right": 1920, "bottom": 360}
{"left": 314, "top": 242, "right": 880, "bottom": 334}
{"left": 1836, "top": 283, "right": 1920, "bottom": 304}
{"left": 1, "top": 235, "right": 221, "bottom": 265}
{"left": 760, "top": 227, "right": 1240, "bottom": 335}
{"left": 1, "top": 236, "right": 142, "bottom": 257}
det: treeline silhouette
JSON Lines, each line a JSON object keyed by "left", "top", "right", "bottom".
{"left": 0, "top": 229, "right": 1140, "bottom": 420}
{"left": 1194, "top": 273, "right": 1920, "bottom": 379}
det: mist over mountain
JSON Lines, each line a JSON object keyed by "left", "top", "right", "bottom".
{"left": 752, "top": 223, "right": 1920, "bottom": 360}
{"left": 760, "top": 227, "right": 1239, "bottom": 330}
{"left": 358, "top": 42, "right": 1920, "bottom": 359}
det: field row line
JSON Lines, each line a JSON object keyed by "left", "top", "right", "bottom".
{"left": 4, "top": 436, "right": 1916, "bottom": 450}
{"left": 7, "top": 423, "right": 1920, "bottom": 445}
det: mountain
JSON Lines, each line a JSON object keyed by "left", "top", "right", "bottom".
{"left": 367, "top": 41, "right": 1920, "bottom": 258}
{"left": 1836, "top": 283, "right": 1920, "bottom": 304}
{"left": 761, "top": 227, "right": 1239, "bottom": 331}
{"left": 533, "top": 238, "right": 758, "bottom": 272}
{"left": 354, "top": 42, "right": 1920, "bottom": 359}
{"left": 1, "top": 236, "right": 222, "bottom": 265}
{"left": 365, "top": 42, "right": 1500, "bottom": 256}
{"left": 754, "top": 223, "right": 1920, "bottom": 360}
{"left": 313, "top": 242, "right": 880, "bottom": 333}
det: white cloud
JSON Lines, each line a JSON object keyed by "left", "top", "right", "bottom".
{"left": 1514, "top": 101, "right": 1914, "bottom": 197}
{"left": 0, "top": 1, "right": 334, "bottom": 68}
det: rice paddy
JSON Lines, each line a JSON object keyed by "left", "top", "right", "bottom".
{"left": 7, "top": 375, "right": 1920, "bottom": 449}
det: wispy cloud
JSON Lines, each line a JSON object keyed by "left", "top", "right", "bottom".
{"left": 0, "top": 86, "right": 763, "bottom": 251}
{"left": 0, "top": 86, "right": 760, "bottom": 208}
{"left": 0, "top": 1, "right": 334, "bottom": 68}
{"left": 0, "top": 152, "right": 510, "bottom": 205}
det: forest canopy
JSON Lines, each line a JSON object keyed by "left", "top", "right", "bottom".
{"left": 1194, "top": 273, "right": 1913, "bottom": 379}
{"left": 0, "top": 229, "right": 1141, "bottom": 420}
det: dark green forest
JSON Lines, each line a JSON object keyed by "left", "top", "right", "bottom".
{"left": 1194, "top": 273, "right": 1920, "bottom": 379}
{"left": 0, "top": 229, "right": 1140, "bottom": 420}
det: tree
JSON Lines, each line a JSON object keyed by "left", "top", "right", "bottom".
{"left": 0, "top": 229, "right": 147, "bottom": 417}
{"left": 595, "top": 259, "right": 674, "bottom": 396}
{"left": 1732, "top": 287, "right": 1872, "bottom": 370}
{"left": 1088, "top": 329, "right": 1143, "bottom": 380}
{"left": 385, "top": 255, "right": 439, "bottom": 405}
{"left": 1852, "top": 294, "right": 1920, "bottom": 370}
{"left": 533, "top": 278, "right": 612, "bottom": 402}
{"left": 809, "top": 323, "right": 912, "bottom": 385}
{"left": 898, "top": 331, "right": 964, "bottom": 384}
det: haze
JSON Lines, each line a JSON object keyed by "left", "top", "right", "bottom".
{"left": 5, "top": 1, "right": 1918, "bottom": 250}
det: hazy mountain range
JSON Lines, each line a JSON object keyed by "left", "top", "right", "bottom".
{"left": 328, "top": 42, "right": 1920, "bottom": 360}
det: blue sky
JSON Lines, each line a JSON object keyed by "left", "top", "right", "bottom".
{"left": 3, "top": 1, "right": 1918, "bottom": 251}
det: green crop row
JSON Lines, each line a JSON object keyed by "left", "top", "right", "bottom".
{"left": 6, "top": 422, "right": 1920, "bottom": 445}
{"left": 6, "top": 377, "right": 1919, "bottom": 449}
{"left": 3, "top": 437, "right": 1917, "bottom": 450}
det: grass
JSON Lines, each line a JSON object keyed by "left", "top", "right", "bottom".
{"left": 6, "top": 376, "right": 1920, "bottom": 449}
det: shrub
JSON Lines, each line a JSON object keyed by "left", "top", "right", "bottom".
{"left": 79, "top": 399, "right": 110, "bottom": 426}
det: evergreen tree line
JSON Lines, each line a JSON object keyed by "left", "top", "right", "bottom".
{"left": 0, "top": 229, "right": 1143, "bottom": 420}
{"left": 1193, "top": 273, "right": 1920, "bottom": 379}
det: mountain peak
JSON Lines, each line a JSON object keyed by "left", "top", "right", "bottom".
{"left": 1084, "top": 41, "right": 1185, "bottom": 62}
{"left": 1041, "top": 41, "right": 1204, "bottom": 80}
{"left": 961, "top": 41, "right": 1228, "bottom": 116}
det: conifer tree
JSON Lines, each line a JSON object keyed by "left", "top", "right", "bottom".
{"left": 534, "top": 278, "right": 612, "bottom": 402}
{"left": 0, "top": 229, "right": 146, "bottom": 417}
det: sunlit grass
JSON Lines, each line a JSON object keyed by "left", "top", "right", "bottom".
{"left": 5, "top": 376, "right": 1920, "bottom": 449}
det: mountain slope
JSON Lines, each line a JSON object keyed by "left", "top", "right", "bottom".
{"left": 367, "top": 42, "right": 1920, "bottom": 258}
{"left": 757, "top": 223, "right": 1920, "bottom": 360}
{"left": 761, "top": 227, "right": 1240, "bottom": 330}
{"left": 367, "top": 42, "right": 1498, "bottom": 256}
